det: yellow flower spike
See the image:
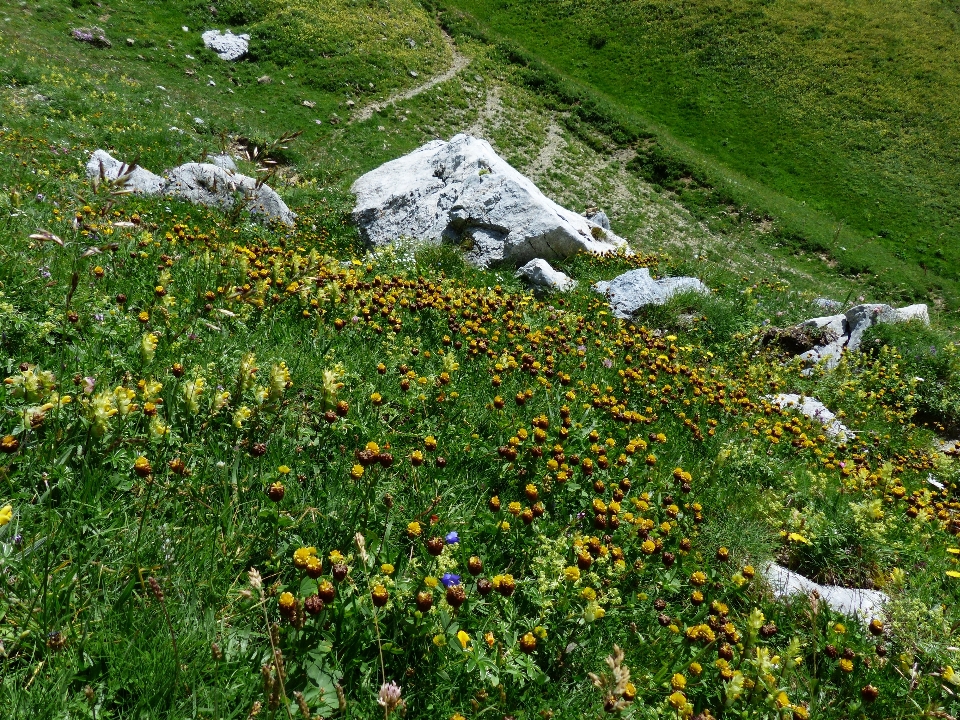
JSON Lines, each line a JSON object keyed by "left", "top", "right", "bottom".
{"left": 456, "top": 630, "right": 470, "bottom": 650}
{"left": 0, "top": 504, "right": 12, "bottom": 527}
{"left": 947, "top": 571, "right": 960, "bottom": 579}
{"left": 278, "top": 465, "right": 291, "bottom": 474}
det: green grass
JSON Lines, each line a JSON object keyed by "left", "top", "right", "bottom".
{"left": 1, "top": 2, "right": 960, "bottom": 719}
{"left": 437, "top": 0, "right": 960, "bottom": 312}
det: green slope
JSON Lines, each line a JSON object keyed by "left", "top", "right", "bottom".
{"left": 440, "top": 0, "right": 960, "bottom": 310}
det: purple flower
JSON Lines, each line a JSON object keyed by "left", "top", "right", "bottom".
{"left": 83, "top": 377, "right": 96, "bottom": 394}
{"left": 440, "top": 573, "right": 461, "bottom": 588}
{"left": 93, "top": 313, "right": 104, "bottom": 322}
{"left": 445, "top": 531, "right": 459, "bottom": 545}
{"left": 39, "top": 267, "right": 51, "bottom": 279}
{"left": 577, "top": 345, "right": 586, "bottom": 352}
{"left": 13, "top": 534, "right": 23, "bottom": 546}
{"left": 602, "top": 358, "right": 613, "bottom": 369}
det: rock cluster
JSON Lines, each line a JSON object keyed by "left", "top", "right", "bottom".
{"left": 85, "top": 150, "right": 295, "bottom": 226}
{"left": 797, "top": 302, "right": 929, "bottom": 371}
{"left": 351, "top": 134, "right": 626, "bottom": 268}
{"left": 593, "top": 268, "right": 708, "bottom": 319}
{"left": 201, "top": 29, "right": 250, "bottom": 61}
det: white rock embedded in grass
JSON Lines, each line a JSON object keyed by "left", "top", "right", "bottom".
{"left": 84, "top": 150, "right": 295, "bottom": 226}
{"left": 767, "top": 394, "right": 851, "bottom": 440}
{"left": 351, "top": 134, "right": 627, "bottom": 268}
{"left": 164, "top": 163, "right": 296, "bottom": 227}
{"left": 516, "top": 259, "right": 576, "bottom": 294}
{"left": 201, "top": 29, "right": 250, "bottom": 61}
{"left": 593, "top": 268, "right": 708, "bottom": 319}
{"left": 85, "top": 149, "right": 166, "bottom": 195}
{"left": 762, "top": 563, "right": 888, "bottom": 626}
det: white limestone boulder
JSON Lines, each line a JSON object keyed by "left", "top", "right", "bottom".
{"left": 85, "top": 149, "right": 166, "bottom": 195}
{"left": 516, "top": 259, "right": 575, "bottom": 294}
{"left": 163, "top": 163, "right": 296, "bottom": 227}
{"left": 351, "top": 134, "right": 627, "bottom": 268}
{"left": 762, "top": 563, "right": 887, "bottom": 626}
{"left": 593, "top": 268, "right": 708, "bottom": 320}
{"left": 767, "top": 394, "right": 851, "bottom": 440}
{"left": 202, "top": 30, "right": 249, "bottom": 61}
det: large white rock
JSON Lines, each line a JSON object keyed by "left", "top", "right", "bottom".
{"left": 762, "top": 563, "right": 888, "bottom": 626}
{"left": 767, "top": 394, "right": 851, "bottom": 440}
{"left": 351, "top": 134, "right": 626, "bottom": 267}
{"left": 83, "top": 150, "right": 295, "bottom": 226}
{"left": 516, "top": 259, "right": 575, "bottom": 293}
{"left": 593, "top": 268, "right": 708, "bottom": 319}
{"left": 202, "top": 29, "right": 249, "bottom": 61}
{"left": 85, "top": 149, "right": 166, "bottom": 195}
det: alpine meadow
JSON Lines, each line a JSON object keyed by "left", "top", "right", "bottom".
{"left": 0, "top": 1, "right": 959, "bottom": 720}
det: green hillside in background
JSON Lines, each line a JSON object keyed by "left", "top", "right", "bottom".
{"left": 440, "top": 0, "right": 960, "bottom": 310}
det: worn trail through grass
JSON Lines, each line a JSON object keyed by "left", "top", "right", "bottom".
{"left": 355, "top": 31, "right": 471, "bottom": 122}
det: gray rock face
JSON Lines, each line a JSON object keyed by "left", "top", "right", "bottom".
{"left": 516, "top": 259, "right": 575, "bottom": 294}
{"left": 762, "top": 563, "right": 887, "bottom": 626}
{"left": 164, "top": 163, "right": 296, "bottom": 226}
{"left": 208, "top": 154, "right": 238, "bottom": 172}
{"left": 83, "top": 150, "right": 295, "bottom": 226}
{"left": 202, "top": 29, "right": 249, "bottom": 61}
{"left": 86, "top": 149, "right": 166, "bottom": 195}
{"left": 593, "top": 268, "right": 708, "bottom": 319}
{"left": 351, "top": 134, "right": 626, "bottom": 268}
{"left": 797, "top": 302, "right": 930, "bottom": 371}
{"left": 768, "top": 394, "right": 851, "bottom": 440}
{"left": 586, "top": 210, "right": 610, "bottom": 231}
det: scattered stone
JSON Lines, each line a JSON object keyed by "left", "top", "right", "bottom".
{"left": 302, "top": 100, "right": 316, "bottom": 108}
{"left": 85, "top": 149, "right": 166, "bottom": 195}
{"left": 407, "top": 37, "right": 416, "bottom": 48}
{"left": 202, "top": 29, "right": 249, "bottom": 61}
{"left": 593, "top": 268, "right": 708, "bottom": 320}
{"left": 767, "top": 394, "right": 851, "bottom": 439}
{"left": 207, "top": 79, "right": 216, "bottom": 86}
{"left": 814, "top": 297, "right": 843, "bottom": 311}
{"left": 83, "top": 150, "right": 295, "bottom": 226}
{"left": 762, "top": 563, "right": 887, "bottom": 626}
{"left": 126, "top": 38, "right": 135, "bottom": 46}
{"left": 257, "top": 75, "right": 272, "bottom": 84}
{"left": 409, "top": 70, "right": 419, "bottom": 78}
{"left": 516, "top": 259, "right": 576, "bottom": 294}
{"left": 351, "top": 134, "right": 627, "bottom": 268}
{"left": 71, "top": 26, "right": 111, "bottom": 48}
{"left": 796, "top": 302, "right": 930, "bottom": 371}
{"left": 346, "top": 100, "right": 355, "bottom": 108}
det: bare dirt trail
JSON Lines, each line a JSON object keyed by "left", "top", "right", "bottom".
{"left": 354, "top": 32, "right": 470, "bottom": 122}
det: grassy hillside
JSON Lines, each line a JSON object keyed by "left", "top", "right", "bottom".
{"left": 1, "top": 2, "right": 960, "bottom": 719}
{"left": 439, "top": 0, "right": 960, "bottom": 311}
